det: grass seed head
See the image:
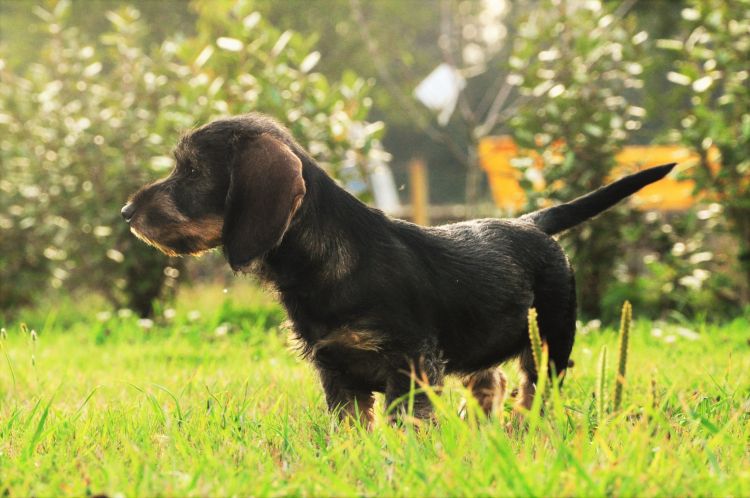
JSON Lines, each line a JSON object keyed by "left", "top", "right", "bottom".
{"left": 528, "top": 307, "right": 543, "bottom": 375}
{"left": 649, "top": 369, "right": 659, "bottom": 413}
{"left": 613, "top": 300, "right": 632, "bottom": 412}
{"left": 596, "top": 345, "right": 608, "bottom": 426}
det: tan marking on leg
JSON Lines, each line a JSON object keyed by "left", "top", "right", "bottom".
{"left": 463, "top": 368, "right": 507, "bottom": 417}
{"left": 339, "top": 393, "right": 375, "bottom": 430}
{"left": 516, "top": 376, "right": 536, "bottom": 412}
{"left": 514, "top": 348, "right": 538, "bottom": 414}
{"left": 315, "top": 328, "right": 384, "bottom": 352}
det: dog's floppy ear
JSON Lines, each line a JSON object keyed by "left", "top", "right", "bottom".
{"left": 223, "top": 133, "right": 306, "bottom": 270}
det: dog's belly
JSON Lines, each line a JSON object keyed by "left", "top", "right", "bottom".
{"left": 441, "top": 323, "right": 530, "bottom": 374}
{"left": 435, "top": 298, "right": 533, "bottom": 374}
{"left": 442, "top": 334, "right": 528, "bottom": 374}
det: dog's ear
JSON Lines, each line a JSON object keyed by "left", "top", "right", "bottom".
{"left": 223, "top": 134, "right": 306, "bottom": 270}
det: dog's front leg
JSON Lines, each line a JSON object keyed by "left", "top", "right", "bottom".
{"left": 317, "top": 367, "right": 375, "bottom": 428}
{"left": 385, "top": 353, "right": 445, "bottom": 424}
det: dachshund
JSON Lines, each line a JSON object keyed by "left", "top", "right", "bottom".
{"left": 122, "top": 113, "right": 675, "bottom": 425}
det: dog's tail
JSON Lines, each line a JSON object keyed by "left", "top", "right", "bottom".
{"left": 521, "top": 163, "right": 676, "bottom": 236}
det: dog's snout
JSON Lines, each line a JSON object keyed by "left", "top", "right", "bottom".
{"left": 121, "top": 202, "right": 136, "bottom": 222}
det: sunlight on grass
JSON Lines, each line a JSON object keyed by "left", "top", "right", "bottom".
{"left": 0, "top": 289, "right": 748, "bottom": 496}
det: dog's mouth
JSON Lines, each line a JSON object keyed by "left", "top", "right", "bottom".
{"left": 129, "top": 216, "right": 223, "bottom": 257}
{"left": 130, "top": 225, "right": 189, "bottom": 256}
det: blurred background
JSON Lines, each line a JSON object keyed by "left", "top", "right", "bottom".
{"left": 1, "top": 0, "right": 748, "bottom": 324}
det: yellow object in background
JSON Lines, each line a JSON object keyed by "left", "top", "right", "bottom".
{"left": 613, "top": 146, "right": 698, "bottom": 210}
{"left": 479, "top": 137, "right": 709, "bottom": 213}
{"left": 478, "top": 136, "right": 525, "bottom": 212}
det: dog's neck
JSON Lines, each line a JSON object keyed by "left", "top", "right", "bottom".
{"left": 256, "top": 156, "right": 388, "bottom": 293}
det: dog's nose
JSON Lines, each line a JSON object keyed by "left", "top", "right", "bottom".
{"left": 121, "top": 203, "right": 136, "bottom": 222}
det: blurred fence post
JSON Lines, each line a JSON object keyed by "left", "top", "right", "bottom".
{"left": 409, "top": 158, "right": 430, "bottom": 226}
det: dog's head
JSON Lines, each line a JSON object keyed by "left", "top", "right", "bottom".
{"left": 122, "top": 115, "right": 306, "bottom": 270}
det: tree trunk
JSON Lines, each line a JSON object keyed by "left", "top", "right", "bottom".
{"left": 464, "top": 146, "right": 482, "bottom": 219}
{"left": 124, "top": 243, "right": 177, "bottom": 317}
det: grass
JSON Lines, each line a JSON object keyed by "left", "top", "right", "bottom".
{"left": 1, "top": 283, "right": 749, "bottom": 497}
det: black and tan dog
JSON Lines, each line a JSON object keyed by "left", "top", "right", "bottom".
{"left": 122, "top": 113, "right": 674, "bottom": 425}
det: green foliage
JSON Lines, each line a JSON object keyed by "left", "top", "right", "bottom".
{"left": 510, "top": 1, "right": 646, "bottom": 161}
{"left": 1, "top": 288, "right": 748, "bottom": 496}
{"left": 509, "top": 0, "right": 648, "bottom": 317}
{"left": 659, "top": 0, "right": 750, "bottom": 303}
{"left": 0, "top": 0, "right": 385, "bottom": 316}
{"left": 1, "top": 2, "right": 181, "bottom": 316}
{"left": 185, "top": 0, "right": 386, "bottom": 186}
{"left": 603, "top": 206, "right": 740, "bottom": 320}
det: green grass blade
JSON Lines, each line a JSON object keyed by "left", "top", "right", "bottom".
{"left": 596, "top": 345, "right": 608, "bottom": 427}
{"left": 23, "top": 393, "right": 55, "bottom": 460}
{"left": 153, "top": 383, "right": 184, "bottom": 424}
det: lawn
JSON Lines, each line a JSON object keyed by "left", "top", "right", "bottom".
{"left": 1, "top": 283, "right": 748, "bottom": 497}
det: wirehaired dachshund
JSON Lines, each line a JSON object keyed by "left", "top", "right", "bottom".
{"left": 122, "top": 113, "right": 675, "bottom": 425}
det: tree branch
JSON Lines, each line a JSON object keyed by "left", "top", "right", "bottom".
{"left": 349, "top": 0, "right": 471, "bottom": 168}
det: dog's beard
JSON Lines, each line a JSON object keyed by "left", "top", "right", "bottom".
{"left": 130, "top": 226, "right": 181, "bottom": 256}
{"left": 129, "top": 225, "right": 214, "bottom": 257}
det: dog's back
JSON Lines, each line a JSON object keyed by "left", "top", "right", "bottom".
{"left": 388, "top": 218, "right": 572, "bottom": 374}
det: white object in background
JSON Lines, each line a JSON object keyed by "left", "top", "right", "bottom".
{"left": 369, "top": 160, "right": 401, "bottom": 216}
{"left": 414, "top": 63, "right": 466, "bottom": 126}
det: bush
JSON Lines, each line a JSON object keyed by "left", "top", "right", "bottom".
{"left": 0, "top": 1, "right": 386, "bottom": 317}
{"left": 509, "top": 0, "right": 647, "bottom": 317}
{"left": 602, "top": 204, "right": 740, "bottom": 321}
{"left": 659, "top": 0, "right": 750, "bottom": 305}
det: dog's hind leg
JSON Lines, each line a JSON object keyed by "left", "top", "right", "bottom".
{"left": 535, "top": 271, "right": 577, "bottom": 382}
{"left": 463, "top": 368, "right": 507, "bottom": 416}
{"left": 516, "top": 348, "right": 537, "bottom": 411}
{"left": 517, "top": 270, "right": 577, "bottom": 411}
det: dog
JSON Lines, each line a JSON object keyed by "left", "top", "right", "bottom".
{"left": 122, "top": 113, "right": 674, "bottom": 425}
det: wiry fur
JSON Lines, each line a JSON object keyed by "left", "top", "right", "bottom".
{"left": 122, "top": 113, "right": 675, "bottom": 422}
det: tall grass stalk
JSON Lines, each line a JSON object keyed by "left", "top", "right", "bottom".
{"left": 524, "top": 308, "right": 549, "bottom": 449}
{"left": 613, "top": 300, "right": 632, "bottom": 411}
{"left": 596, "top": 346, "right": 608, "bottom": 426}
{"left": 649, "top": 369, "right": 659, "bottom": 416}
{"left": 527, "top": 307, "right": 543, "bottom": 375}
{"left": 0, "top": 327, "right": 15, "bottom": 391}
{"left": 524, "top": 343, "right": 549, "bottom": 454}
